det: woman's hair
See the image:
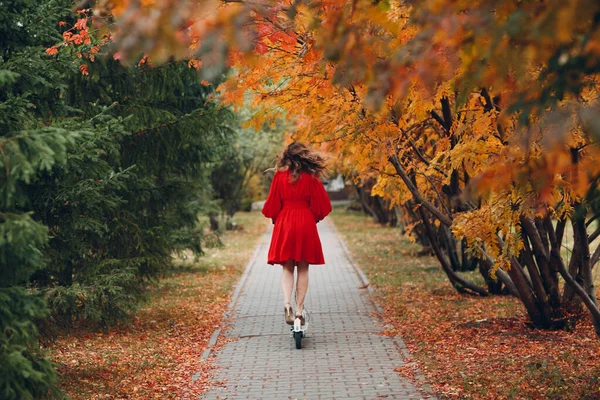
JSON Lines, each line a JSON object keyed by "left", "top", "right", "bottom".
{"left": 275, "top": 141, "right": 328, "bottom": 182}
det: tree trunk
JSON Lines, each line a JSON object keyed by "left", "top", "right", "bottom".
{"left": 507, "top": 257, "right": 552, "bottom": 329}
{"left": 554, "top": 250, "right": 600, "bottom": 337}
{"left": 478, "top": 259, "right": 504, "bottom": 294}
{"left": 419, "top": 207, "right": 488, "bottom": 296}
{"left": 354, "top": 179, "right": 398, "bottom": 226}
{"left": 439, "top": 224, "right": 461, "bottom": 271}
{"left": 60, "top": 259, "right": 73, "bottom": 287}
{"left": 573, "top": 211, "right": 598, "bottom": 306}
{"left": 209, "top": 214, "right": 220, "bottom": 231}
{"left": 402, "top": 202, "right": 433, "bottom": 252}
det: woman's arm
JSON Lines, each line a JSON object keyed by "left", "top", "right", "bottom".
{"left": 309, "top": 175, "right": 332, "bottom": 223}
{"left": 262, "top": 172, "right": 282, "bottom": 222}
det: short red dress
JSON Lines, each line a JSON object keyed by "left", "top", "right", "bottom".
{"left": 262, "top": 170, "right": 332, "bottom": 265}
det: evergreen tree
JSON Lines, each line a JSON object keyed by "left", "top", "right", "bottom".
{"left": 1, "top": 1, "right": 237, "bottom": 397}
{"left": 1, "top": 0, "right": 76, "bottom": 397}
{"left": 29, "top": 56, "right": 235, "bottom": 327}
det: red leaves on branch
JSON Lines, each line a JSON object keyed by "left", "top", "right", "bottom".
{"left": 74, "top": 18, "right": 88, "bottom": 30}
{"left": 50, "top": 10, "right": 106, "bottom": 66}
{"left": 255, "top": 42, "right": 268, "bottom": 54}
{"left": 79, "top": 64, "right": 89, "bottom": 75}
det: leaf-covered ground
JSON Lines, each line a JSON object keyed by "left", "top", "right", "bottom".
{"left": 46, "top": 212, "right": 268, "bottom": 399}
{"left": 331, "top": 208, "right": 600, "bottom": 400}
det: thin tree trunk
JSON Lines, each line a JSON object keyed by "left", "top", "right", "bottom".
{"left": 354, "top": 183, "right": 376, "bottom": 219}
{"left": 507, "top": 257, "right": 551, "bottom": 329}
{"left": 419, "top": 207, "right": 488, "bottom": 296}
{"left": 562, "top": 240, "right": 582, "bottom": 306}
{"left": 388, "top": 155, "right": 453, "bottom": 227}
{"left": 477, "top": 253, "right": 520, "bottom": 297}
{"left": 521, "top": 216, "right": 562, "bottom": 312}
{"left": 542, "top": 215, "right": 565, "bottom": 308}
{"left": 373, "top": 195, "right": 390, "bottom": 225}
{"left": 478, "top": 258, "right": 504, "bottom": 294}
{"left": 591, "top": 245, "right": 600, "bottom": 269}
{"left": 554, "top": 252, "right": 600, "bottom": 336}
{"left": 573, "top": 213, "right": 598, "bottom": 306}
{"left": 518, "top": 234, "right": 553, "bottom": 322}
{"left": 440, "top": 224, "right": 461, "bottom": 271}
{"left": 496, "top": 268, "right": 520, "bottom": 298}
{"left": 534, "top": 217, "right": 551, "bottom": 258}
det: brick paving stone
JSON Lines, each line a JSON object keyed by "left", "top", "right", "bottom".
{"left": 202, "top": 218, "right": 434, "bottom": 400}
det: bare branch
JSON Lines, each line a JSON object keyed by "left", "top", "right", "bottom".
{"left": 388, "top": 154, "right": 453, "bottom": 227}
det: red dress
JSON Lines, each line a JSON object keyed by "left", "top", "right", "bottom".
{"left": 262, "top": 170, "right": 332, "bottom": 265}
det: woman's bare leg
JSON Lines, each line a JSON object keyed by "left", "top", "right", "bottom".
{"left": 295, "top": 261, "right": 309, "bottom": 314}
{"left": 281, "top": 260, "right": 295, "bottom": 308}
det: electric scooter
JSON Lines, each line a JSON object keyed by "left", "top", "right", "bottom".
{"left": 291, "top": 308, "right": 309, "bottom": 349}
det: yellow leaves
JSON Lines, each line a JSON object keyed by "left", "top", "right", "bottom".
{"left": 241, "top": 108, "right": 272, "bottom": 130}
{"left": 436, "top": 137, "right": 450, "bottom": 153}
{"left": 371, "top": 176, "right": 388, "bottom": 198}
{"left": 293, "top": 5, "right": 318, "bottom": 31}
{"left": 96, "top": 0, "right": 593, "bottom": 263}
{"left": 371, "top": 169, "right": 412, "bottom": 206}
{"left": 452, "top": 191, "right": 523, "bottom": 275}
{"left": 216, "top": 79, "right": 246, "bottom": 108}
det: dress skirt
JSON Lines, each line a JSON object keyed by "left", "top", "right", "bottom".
{"left": 262, "top": 170, "right": 333, "bottom": 265}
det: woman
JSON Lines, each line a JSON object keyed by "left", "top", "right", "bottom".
{"left": 262, "top": 142, "right": 332, "bottom": 325}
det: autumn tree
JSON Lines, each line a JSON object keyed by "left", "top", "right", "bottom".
{"left": 219, "top": 0, "right": 600, "bottom": 332}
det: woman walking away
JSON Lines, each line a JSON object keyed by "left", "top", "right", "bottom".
{"left": 262, "top": 142, "right": 332, "bottom": 325}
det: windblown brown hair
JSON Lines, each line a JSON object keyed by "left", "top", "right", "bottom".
{"left": 275, "top": 142, "right": 328, "bottom": 182}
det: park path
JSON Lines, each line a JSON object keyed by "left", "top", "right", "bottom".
{"left": 201, "top": 218, "right": 431, "bottom": 400}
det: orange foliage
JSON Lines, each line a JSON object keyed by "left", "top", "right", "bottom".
{"left": 208, "top": 0, "right": 600, "bottom": 269}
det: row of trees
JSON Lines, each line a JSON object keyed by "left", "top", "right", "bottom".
{"left": 95, "top": 0, "right": 600, "bottom": 336}
{"left": 0, "top": 2, "right": 281, "bottom": 398}
{"left": 224, "top": 0, "right": 600, "bottom": 334}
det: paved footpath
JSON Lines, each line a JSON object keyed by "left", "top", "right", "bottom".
{"left": 202, "top": 218, "right": 431, "bottom": 400}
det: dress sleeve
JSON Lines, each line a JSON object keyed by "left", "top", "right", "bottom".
{"left": 262, "top": 172, "right": 282, "bottom": 223}
{"left": 309, "top": 175, "right": 332, "bottom": 223}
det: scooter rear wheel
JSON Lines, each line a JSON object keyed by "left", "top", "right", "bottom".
{"left": 294, "top": 331, "right": 302, "bottom": 349}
